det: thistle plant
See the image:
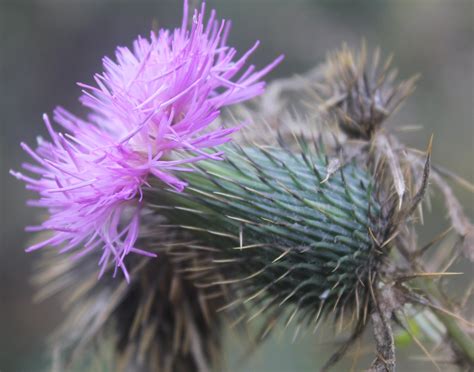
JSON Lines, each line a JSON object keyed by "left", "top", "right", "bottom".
{"left": 11, "top": 2, "right": 473, "bottom": 372}
{"left": 12, "top": 1, "right": 281, "bottom": 370}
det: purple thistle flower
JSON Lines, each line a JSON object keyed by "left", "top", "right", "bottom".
{"left": 11, "top": 0, "right": 283, "bottom": 281}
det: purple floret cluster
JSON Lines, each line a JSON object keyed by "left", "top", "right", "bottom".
{"left": 11, "top": 1, "right": 282, "bottom": 281}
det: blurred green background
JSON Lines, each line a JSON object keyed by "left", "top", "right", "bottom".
{"left": 0, "top": 0, "right": 472, "bottom": 371}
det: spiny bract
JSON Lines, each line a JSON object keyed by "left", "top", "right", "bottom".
{"left": 148, "top": 142, "right": 385, "bottom": 336}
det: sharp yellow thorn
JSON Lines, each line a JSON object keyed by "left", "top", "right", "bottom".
{"left": 285, "top": 307, "right": 299, "bottom": 328}
{"left": 178, "top": 225, "right": 237, "bottom": 239}
{"left": 402, "top": 314, "right": 442, "bottom": 372}
{"left": 427, "top": 133, "right": 434, "bottom": 156}
{"left": 231, "top": 243, "right": 268, "bottom": 250}
{"left": 174, "top": 206, "right": 205, "bottom": 214}
{"left": 212, "top": 258, "right": 240, "bottom": 263}
{"left": 229, "top": 313, "right": 247, "bottom": 328}
{"left": 381, "top": 231, "right": 399, "bottom": 248}
{"left": 216, "top": 299, "right": 241, "bottom": 312}
{"left": 368, "top": 227, "right": 381, "bottom": 246}
{"left": 429, "top": 304, "right": 474, "bottom": 327}
{"left": 225, "top": 215, "right": 253, "bottom": 225}
{"left": 312, "top": 301, "right": 325, "bottom": 334}
{"left": 272, "top": 248, "right": 291, "bottom": 263}
{"left": 213, "top": 191, "right": 245, "bottom": 201}
{"left": 247, "top": 301, "right": 273, "bottom": 322}
{"left": 239, "top": 224, "right": 243, "bottom": 249}
{"left": 414, "top": 271, "right": 463, "bottom": 277}
{"left": 291, "top": 324, "right": 302, "bottom": 344}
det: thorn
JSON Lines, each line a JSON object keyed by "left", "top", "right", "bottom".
{"left": 216, "top": 298, "right": 241, "bottom": 312}
{"left": 285, "top": 306, "right": 299, "bottom": 328}
{"left": 260, "top": 316, "right": 278, "bottom": 341}
{"left": 312, "top": 301, "right": 325, "bottom": 334}
{"left": 321, "top": 158, "right": 341, "bottom": 184}
{"left": 415, "top": 226, "right": 453, "bottom": 257}
{"left": 400, "top": 313, "right": 442, "bottom": 372}
{"left": 427, "top": 133, "right": 434, "bottom": 156}
{"left": 272, "top": 248, "right": 291, "bottom": 263}
{"left": 368, "top": 227, "right": 381, "bottom": 247}
{"left": 239, "top": 224, "right": 243, "bottom": 249}
{"left": 291, "top": 324, "right": 302, "bottom": 343}
{"left": 396, "top": 271, "right": 463, "bottom": 283}
{"left": 231, "top": 243, "right": 268, "bottom": 250}
{"left": 432, "top": 164, "right": 474, "bottom": 193}
{"left": 380, "top": 231, "right": 399, "bottom": 248}
{"left": 409, "top": 294, "right": 474, "bottom": 327}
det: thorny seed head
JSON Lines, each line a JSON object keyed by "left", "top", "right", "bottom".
{"left": 317, "top": 43, "right": 419, "bottom": 139}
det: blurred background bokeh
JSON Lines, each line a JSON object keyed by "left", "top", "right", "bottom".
{"left": 0, "top": 0, "right": 472, "bottom": 371}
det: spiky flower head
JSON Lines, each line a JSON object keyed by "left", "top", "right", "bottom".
{"left": 317, "top": 43, "right": 418, "bottom": 139}
{"left": 149, "top": 142, "right": 385, "bottom": 344}
{"left": 11, "top": 0, "right": 282, "bottom": 280}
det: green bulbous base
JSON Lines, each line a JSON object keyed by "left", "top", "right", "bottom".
{"left": 149, "top": 144, "right": 384, "bottom": 330}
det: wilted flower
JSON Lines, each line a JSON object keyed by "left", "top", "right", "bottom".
{"left": 11, "top": 0, "right": 282, "bottom": 281}
{"left": 317, "top": 43, "right": 418, "bottom": 139}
